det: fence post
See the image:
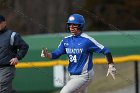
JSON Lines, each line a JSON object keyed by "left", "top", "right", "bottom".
{"left": 134, "top": 61, "right": 139, "bottom": 93}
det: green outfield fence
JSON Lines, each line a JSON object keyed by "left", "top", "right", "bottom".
{"left": 13, "top": 31, "right": 140, "bottom": 93}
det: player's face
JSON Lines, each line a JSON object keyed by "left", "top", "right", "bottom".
{"left": 0, "top": 21, "right": 6, "bottom": 31}
{"left": 69, "top": 24, "right": 80, "bottom": 35}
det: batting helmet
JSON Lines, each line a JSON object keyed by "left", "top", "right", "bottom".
{"left": 67, "top": 14, "right": 85, "bottom": 31}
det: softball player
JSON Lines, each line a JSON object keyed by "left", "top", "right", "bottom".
{"left": 41, "top": 14, "right": 116, "bottom": 93}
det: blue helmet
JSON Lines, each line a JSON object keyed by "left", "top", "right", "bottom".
{"left": 67, "top": 14, "right": 85, "bottom": 31}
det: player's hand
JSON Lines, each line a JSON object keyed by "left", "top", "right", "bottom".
{"left": 106, "top": 63, "right": 116, "bottom": 80}
{"left": 41, "top": 48, "right": 48, "bottom": 58}
{"left": 9, "top": 57, "right": 19, "bottom": 65}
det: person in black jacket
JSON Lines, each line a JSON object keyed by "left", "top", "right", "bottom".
{"left": 0, "top": 15, "right": 29, "bottom": 93}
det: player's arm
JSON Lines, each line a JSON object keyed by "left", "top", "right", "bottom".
{"left": 104, "top": 51, "right": 116, "bottom": 79}
{"left": 88, "top": 39, "right": 116, "bottom": 79}
{"left": 95, "top": 46, "right": 116, "bottom": 80}
{"left": 41, "top": 40, "right": 66, "bottom": 59}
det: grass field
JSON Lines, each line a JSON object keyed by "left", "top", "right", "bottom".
{"left": 52, "top": 62, "right": 139, "bottom": 93}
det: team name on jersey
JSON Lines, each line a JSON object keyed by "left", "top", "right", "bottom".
{"left": 66, "top": 48, "right": 83, "bottom": 54}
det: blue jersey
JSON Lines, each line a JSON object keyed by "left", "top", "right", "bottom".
{"left": 51, "top": 33, "right": 110, "bottom": 75}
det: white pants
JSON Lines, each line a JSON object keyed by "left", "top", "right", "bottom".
{"left": 60, "top": 70, "right": 94, "bottom": 93}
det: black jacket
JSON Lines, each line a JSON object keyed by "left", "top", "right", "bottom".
{"left": 0, "top": 28, "right": 29, "bottom": 66}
